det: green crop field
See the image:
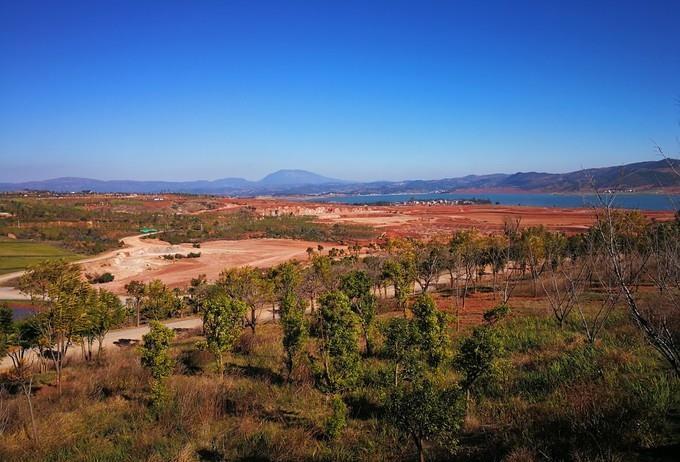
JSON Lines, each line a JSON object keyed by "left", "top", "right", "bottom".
{"left": 0, "top": 240, "right": 83, "bottom": 274}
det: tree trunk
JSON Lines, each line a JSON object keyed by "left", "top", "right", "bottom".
{"left": 23, "top": 380, "right": 38, "bottom": 444}
{"left": 413, "top": 435, "right": 425, "bottom": 462}
{"left": 364, "top": 329, "right": 373, "bottom": 357}
{"left": 250, "top": 308, "right": 257, "bottom": 335}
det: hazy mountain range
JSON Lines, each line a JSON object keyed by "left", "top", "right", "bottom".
{"left": 1, "top": 160, "right": 679, "bottom": 196}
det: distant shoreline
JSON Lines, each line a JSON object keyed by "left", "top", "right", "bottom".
{"left": 293, "top": 191, "right": 680, "bottom": 211}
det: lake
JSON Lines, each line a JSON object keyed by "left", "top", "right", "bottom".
{"left": 2, "top": 302, "right": 37, "bottom": 321}
{"left": 305, "top": 192, "right": 680, "bottom": 211}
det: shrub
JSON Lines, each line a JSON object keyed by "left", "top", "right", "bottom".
{"left": 325, "top": 395, "right": 348, "bottom": 440}
{"left": 91, "top": 272, "right": 114, "bottom": 284}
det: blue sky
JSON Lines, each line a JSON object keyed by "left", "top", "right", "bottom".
{"left": 1, "top": 1, "right": 679, "bottom": 182}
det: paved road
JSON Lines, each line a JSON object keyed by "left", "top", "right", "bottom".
{"left": 0, "top": 305, "right": 282, "bottom": 372}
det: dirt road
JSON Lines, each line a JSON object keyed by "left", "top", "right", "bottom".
{"left": 0, "top": 304, "right": 283, "bottom": 372}
{"left": 1, "top": 234, "right": 339, "bottom": 299}
{"left": 0, "top": 233, "right": 155, "bottom": 300}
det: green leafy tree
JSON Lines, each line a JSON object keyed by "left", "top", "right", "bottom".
{"left": 411, "top": 294, "right": 449, "bottom": 367}
{"left": 386, "top": 377, "right": 464, "bottom": 462}
{"left": 187, "top": 274, "right": 209, "bottom": 313}
{"left": 450, "top": 230, "right": 481, "bottom": 308}
{"left": 382, "top": 259, "right": 412, "bottom": 315}
{"left": 140, "top": 321, "right": 175, "bottom": 411}
{"left": 18, "top": 258, "right": 77, "bottom": 303}
{"left": 200, "top": 293, "right": 247, "bottom": 372}
{"left": 218, "top": 266, "right": 268, "bottom": 335}
{"left": 1, "top": 310, "right": 39, "bottom": 443}
{"left": 271, "top": 261, "right": 302, "bottom": 301}
{"left": 454, "top": 326, "right": 502, "bottom": 400}
{"left": 88, "top": 289, "right": 126, "bottom": 359}
{"left": 142, "top": 279, "right": 176, "bottom": 321}
{"left": 382, "top": 317, "right": 419, "bottom": 385}
{"left": 301, "top": 255, "right": 333, "bottom": 312}
{"left": 280, "top": 293, "right": 307, "bottom": 380}
{"left": 315, "top": 291, "right": 361, "bottom": 392}
{"left": 21, "top": 261, "right": 90, "bottom": 394}
{"left": 341, "top": 270, "right": 377, "bottom": 355}
{"left": 125, "top": 280, "right": 146, "bottom": 326}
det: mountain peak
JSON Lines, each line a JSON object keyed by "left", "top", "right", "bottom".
{"left": 258, "top": 169, "right": 346, "bottom": 186}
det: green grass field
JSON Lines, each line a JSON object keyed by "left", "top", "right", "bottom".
{"left": 0, "top": 240, "right": 83, "bottom": 274}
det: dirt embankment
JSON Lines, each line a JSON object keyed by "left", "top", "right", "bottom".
{"left": 82, "top": 236, "right": 339, "bottom": 295}
{"left": 307, "top": 203, "right": 674, "bottom": 237}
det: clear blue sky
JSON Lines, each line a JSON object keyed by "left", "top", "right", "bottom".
{"left": 1, "top": 0, "right": 679, "bottom": 182}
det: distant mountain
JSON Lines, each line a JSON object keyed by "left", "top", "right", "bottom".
{"left": 1, "top": 160, "right": 678, "bottom": 196}
{"left": 0, "top": 169, "right": 349, "bottom": 195}
{"left": 259, "top": 169, "right": 347, "bottom": 186}
{"left": 495, "top": 159, "right": 680, "bottom": 192}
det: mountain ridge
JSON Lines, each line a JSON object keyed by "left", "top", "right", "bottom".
{"left": 1, "top": 160, "right": 678, "bottom": 196}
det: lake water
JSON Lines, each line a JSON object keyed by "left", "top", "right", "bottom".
{"left": 306, "top": 193, "right": 680, "bottom": 211}
{"left": 4, "top": 304, "right": 36, "bottom": 321}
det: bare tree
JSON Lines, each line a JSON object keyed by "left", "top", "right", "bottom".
{"left": 540, "top": 260, "right": 582, "bottom": 329}
{"left": 595, "top": 197, "right": 680, "bottom": 375}
{"left": 574, "top": 248, "right": 620, "bottom": 344}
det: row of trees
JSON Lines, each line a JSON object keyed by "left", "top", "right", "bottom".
{"left": 1, "top": 261, "right": 127, "bottom": 443}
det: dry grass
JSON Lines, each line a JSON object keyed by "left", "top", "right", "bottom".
{"left": 0, "top": 295, "right": 677, "bottom": 462}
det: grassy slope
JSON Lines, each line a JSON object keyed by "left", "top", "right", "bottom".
{"left": 0, "top": 294, "right": 677, "bottom": 462}
{"left": 0, "top": 240, "right": 83, "bottom": 274}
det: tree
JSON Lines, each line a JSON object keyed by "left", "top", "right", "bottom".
{"left": 142, "top": 280, "right": 176, "bottom": 321}
{"left": 454, "top": 326, "right": 502, "bottom": 401}
{"left": 272, "top": 261, "right": 302, "bottom": 301}
{"left": 21, "top": 261, "right": 90, "bottom": 394}
{"left": 301, "top": 255, "right": 333, "bottom": 312}
{"left": 0, "top": 302, "right": 11, "bottom": 359}
{"left": 125, "top": 280, "right": 146, "bottom": 326}
{"left": 187, "top": 274, "right": 209, "bottom": 313}
{"left": 140, "top": 321, "right": 175, "bottom": 411}
{"left": 218, "top": 266, "right": 268, "bottom": 335}
{"left": 280, "top": 293, "right": 307, "bottom": 381}
{"left": 595, "top": 205, "right": 680, "bottom": 375}
{"left": 382, "top": 258, "right": 413, "bottom": 315}
{"left": 2, "top": 311, "right": 40, "bottom": 443}
{"left": 386, "top": 377, "right": 464, "bottom": 462}
{"left": 315, "top": 291, "right": 361, "bottom": 392}
{"left": 382, "top": 317, "right": 419, "bottom": 385}
{"left": 415, "top": 240, "right": 446, "bottom": 293}
{"left": 520, "top": 226, "right": 550, "bottom": 297}
{"left": 341, "top": 270, "right": 377, "bottom": 355}
{"left": 411, "top": 295, "right": 449, "bottom": 367}
{"left": 539, "top": 242, "right": 583, "bottom": 329}
{"left": 200, "top": 293, "right": 247, "bottom": 373}
{"left": 481, "top": 234, "right": 508, "bottom": 298}
{"left": 18, "top": 259, "right": 77, "bottom": 304}
{"left": 449, "top": 230, "right": 480, "bottom": 309}
{"left": 87, "top": 289, "right": 126, "bottom": 359}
